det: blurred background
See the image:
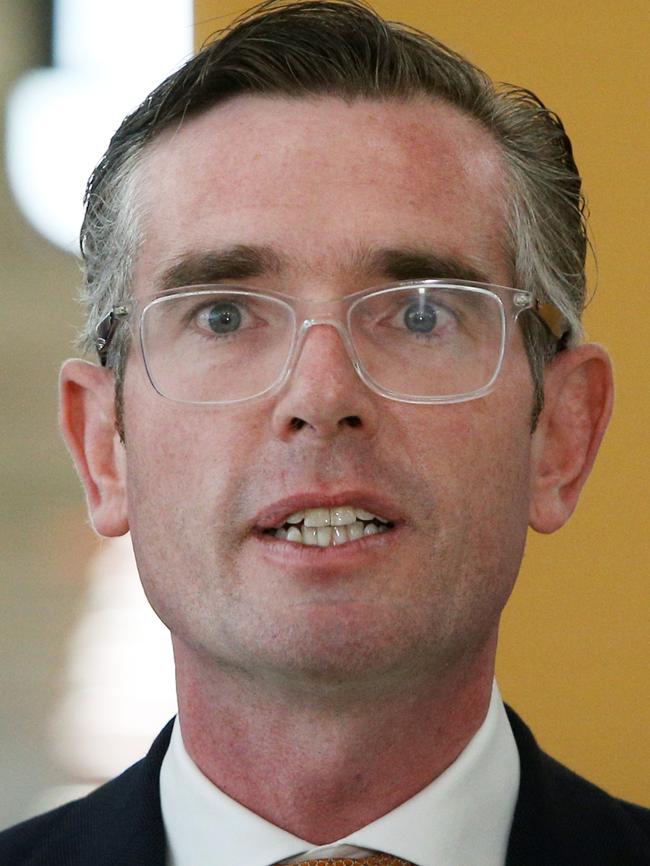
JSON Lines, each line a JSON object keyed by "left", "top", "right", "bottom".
{"left": 1, "top": 0, "right": 648, "bottom": 831}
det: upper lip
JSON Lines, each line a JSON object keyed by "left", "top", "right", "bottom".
{"left": 252, "top": 490, "right": 402, "bottom": 530}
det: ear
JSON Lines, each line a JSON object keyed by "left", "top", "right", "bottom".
{"left": 59, "top": 359, "right": 129, "bottom": 537}
{"left": 529, "top": 343, "right": 614, "bottom": 534}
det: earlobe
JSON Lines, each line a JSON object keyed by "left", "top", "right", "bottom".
{"left": 529, "top": 344, "right": 614, "bottom": 534}
{"left": 59, "top": 359, "right": 129, "bottom": 537}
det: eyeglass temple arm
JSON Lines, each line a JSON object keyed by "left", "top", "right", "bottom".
{"left": 535, "top": 301, "right": 568, "bottom": 342}
{"left": 95, "top": 305, "right": 129, "bottom": 367}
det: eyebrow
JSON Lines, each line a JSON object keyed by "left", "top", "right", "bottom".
{"left": 158, "top": 244, "right": 287, "bottom": 291}
{"left": 363, "top": 247, "right": 493, "bottom": 285}
{"left": 157, "top": 243, "right": 494, "bottom": 292}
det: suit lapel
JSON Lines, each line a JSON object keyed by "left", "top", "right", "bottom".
{"left": 505, "top": 707, "right": 564, "bottom": 866}
{"left": 30, "top": 720, "right": 173, "bottom": 866}
{"left": 88, "top": 718, "right": 173, "bottom": 866}
{"left": 504, "top": 706, "right": 650, "bottom": 866}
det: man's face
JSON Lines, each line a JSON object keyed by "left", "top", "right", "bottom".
{"left": 121, "top": 96, "right": 535, "bottom": 691}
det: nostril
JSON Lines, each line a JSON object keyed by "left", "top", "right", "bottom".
{"left": 288, "top": 415, "right": 361, "bottom": 432}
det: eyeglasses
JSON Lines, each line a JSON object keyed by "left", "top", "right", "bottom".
{"left": 95, "top": 280, "right": 566, "bottom": 405}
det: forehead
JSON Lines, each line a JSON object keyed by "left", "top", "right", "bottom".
{"left": 134, "top": 95, "right": 510, "bottom": 291}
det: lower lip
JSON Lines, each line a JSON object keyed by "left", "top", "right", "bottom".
{"left": 251, "top": 526, "right": 401, "bottom": 569}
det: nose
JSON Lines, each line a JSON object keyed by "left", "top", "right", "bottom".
{"left": 270, "top": 322, "right": 380, "bottom": 441}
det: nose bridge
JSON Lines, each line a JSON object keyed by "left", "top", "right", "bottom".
{"left": 271, "top": 299, "right": 380, "bottom": 440}
{"left": 291, "top": 305, "right": 358, "bottom": 375}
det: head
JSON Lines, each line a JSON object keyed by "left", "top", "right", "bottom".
{"left": 61, "top": 2, "right": 612, "bottom": 702}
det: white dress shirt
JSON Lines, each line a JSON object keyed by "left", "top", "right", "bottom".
{"left": 160, "top": 682, "right": 520, "bottom": 866}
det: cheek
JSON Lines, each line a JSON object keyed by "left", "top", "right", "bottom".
{"left": 121, "top": 397, "right": 242, "bottom": 637}
{"left": 395, "top": 385, "right": 533, "bottom": 536}
{"left": 121, "top": 368, "right": 271, "bottom": 561}
{"left": 121, "top": 372, "right": 216, "bottom": 548}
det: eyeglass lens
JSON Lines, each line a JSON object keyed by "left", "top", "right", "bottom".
{"left": 140, "top": 286, "right": 506, "bottom": 403}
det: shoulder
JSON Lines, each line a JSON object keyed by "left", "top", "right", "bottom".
{"left": 0, "top": 720, "right": 173, "bottom": 866}
{"left": 0, "top": 798, "right": 87, "bottom": 866}
{"left": 506, "top": 705, "right": 650, "bottom": 865}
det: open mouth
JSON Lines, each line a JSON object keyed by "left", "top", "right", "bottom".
{"left": 262, "top": 505, "right": 393, "bottom": 548}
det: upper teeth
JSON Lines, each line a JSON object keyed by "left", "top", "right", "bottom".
{"left": 282, "top": 506, "right": 388, "bottom": 528}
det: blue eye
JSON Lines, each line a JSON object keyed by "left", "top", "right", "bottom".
{"left": 207, "top": 302, "right": 242, "bottom": 334}
{"left": 404, "top": 302, "right": 437, "bottom": 333}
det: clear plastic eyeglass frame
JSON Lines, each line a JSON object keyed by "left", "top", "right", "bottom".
{"left": 95, "top": 279, "right": 566, "bottom": 406}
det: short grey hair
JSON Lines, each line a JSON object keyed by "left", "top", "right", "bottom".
{"left": 79, "top": 0, "right": 586, "bottom": 427}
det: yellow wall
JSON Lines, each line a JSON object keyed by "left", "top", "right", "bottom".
{"left": 194, "top": 1, "right": 649, "bottom": 805}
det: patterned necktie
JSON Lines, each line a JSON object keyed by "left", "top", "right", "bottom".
{"left": 294, "top": 856, "right": 414, "bottom": 866}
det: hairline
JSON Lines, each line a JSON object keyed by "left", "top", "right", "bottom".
{"left": 87, "top": 88, "right": 581, "bottom": 433}
{"left": 102, "top": 89, "right": 522, "bottom": 331}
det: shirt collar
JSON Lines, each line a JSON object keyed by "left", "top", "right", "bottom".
{"left": 160, "top": 682, "right": 519, "bottom": 866}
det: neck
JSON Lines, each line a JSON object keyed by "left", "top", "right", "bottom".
{"left": 173, "top": 640, "right": 496, "bottom": 843}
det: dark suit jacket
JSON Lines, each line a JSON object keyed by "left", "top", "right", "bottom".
{"left": 1, "top": 708, "right": 648, "bottom": 865}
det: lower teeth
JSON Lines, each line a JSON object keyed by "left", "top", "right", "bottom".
{"left": 273, "top": 520, "right": 388, "bottom": 547}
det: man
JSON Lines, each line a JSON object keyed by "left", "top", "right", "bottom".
{"left": 2, "top": 1, "right": 648, "bottom": 864}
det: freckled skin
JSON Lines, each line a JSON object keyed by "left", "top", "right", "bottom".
{"left": 124, "top": 96, "right": 533, "bottom": 690}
